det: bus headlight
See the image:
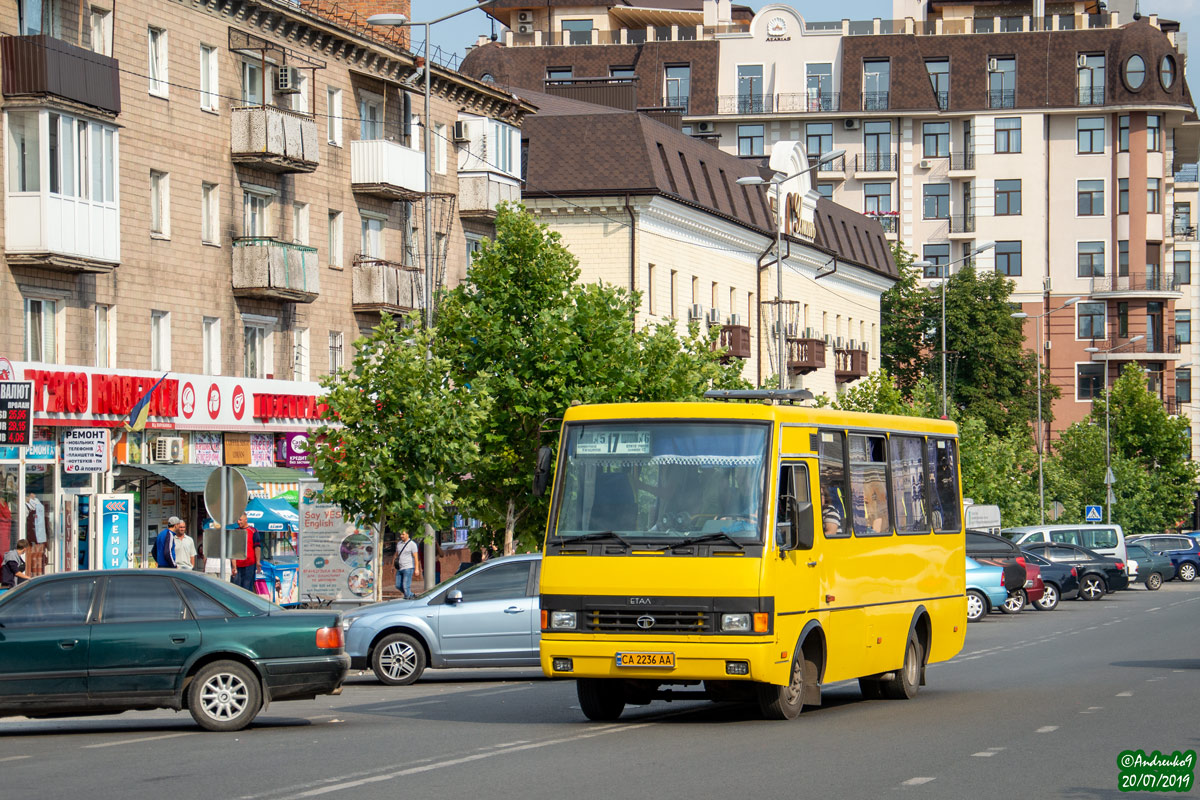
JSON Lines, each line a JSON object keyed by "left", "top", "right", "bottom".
{"left": 550, "top": 611, "right": 577, "bottom": 630}
{"left": 721, "top": 613, "right": 751, "bottom": 632}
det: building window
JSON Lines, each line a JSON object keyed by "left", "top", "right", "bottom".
{"left": 1177, "top": 368, "right": 1191, "bottom": 406}
{"left": 294, "top": 328, "right": 309, "bottom": 382}
{"left": 923, "top": 121, "right": 950, "bottom": 157}
{"left": 95, "top": 303, "right": 111, "bottom": 368}
{"left": 737, "top": 65, "right": 766, "bottom": 113}
{"left": 150, "top": 170, "right": 169, "bottom": 237}
{"left": 1146, "top": 114, "right": 1161, "bottom": 151}
{"left": 293, "top": 202, "right": 309, "bottom": 245}
{"left": 203, "top": 316, "right": 221, "bottom": 375}
{"left": 90, "top": 7, "right": 113, "bottom": 56}
{"left": 24, "top": 298, "right": 57, "bottom": 363}
{"left": 562, "top": 18, "right": 592, "bottom": 45}
{"left": 923, "top": 243, "right": 950, "bottom": 278}
{"left": 1077, "top": 362, "right": 1105, "bottom": 400}
{"left": 863, "top": 120, "right": 891, "bottom": 168}
{"left": 1174, "top": 249, "right": 1190, "bottom": 285}
{"left": 923, "top": 183, "right": 950, "bottom": 219}
{"left": 546, "top": 67, "right": 573, "bottom": 81}
{"left": 7, "top": 110, "right": 39, "bottom": 192}
{"left": 1118, "top": 115, "right": 1129, "bottom": 152}
{"left": 489, "top": 120, "right": 518, "bottom": 176}
{"left": 1117, "top": 242, "right": 1129, "bottom": 278}
{"left": 243, "top": 323, "right": 269, "bottom": 379}
{"left": 201, "top": 182, "right": 218, "bottom": 244}
{"left": 995, "top": 179, "right": 1021, "bottom": 215}
{"left": 1118, "top": 178, "right": 1128, "bottom": 214}
{"left": 150, "top": 309, "right": 170, "bottom": 371}
{"left": 361, "top": 214, "right": 384, "bottom": 258}
{"left": 806, "top": 63, "right": 833, "bottom": 110}
{"left": 1148, "top": 178, "right": 1161, "bottom": 214}
{"left": 995, "top": 117, "right": 1021, "bottom": 153}
{"left": 242, "top": 61, "right": 269, "bottom": 105}
{"left": 863, "top": 59, "right": 889, "bottom": 110}
{"left": 995, "top": 241, "right": 1022, "bottom": 276}
{"left": 327, "top": 88, "right": 343, "bottom": 145}
{"left": 1077, "top": 53, "right": 1105, "bottom": 104}
{"left": 1125, "top": 54, "right": 1146, "bottom": 90}
{"left": 926, "top": 59, "right": 949, "bottom": 109}
{"left": 737, "top": 124, "right": 764, "bottom": 157}
{"left": 988, "top": 56, "right": 1015, "bottom": 108}
{"left": 200, "top": 45, "right": 218, "bottom": 111}
{"left": 1077, "top": 180, "right": 1104, "bottom": 216}
{"left": 148, "top": 27, "right": 168, "bottom": 97}
{"left": 243, "top": 188, "right": 272, "bottom": 237}
{"left": 1174, "top": 203, "right": 1192, "bottom": 235}
{"left": 864, "top": 182, "right": 892, "bottom": 214}
{"left": 328, "top": 331, "right": 344, "bottom": 373}
{"left": 665, "top": 64, "right": 690, "bottom": 111}
{"left": 816, "top": 184, "right": 834, "bottom": 200}
{"left": 434, "top": 123, "right": 448, "bottom": 174}
{"left": 1177, "top": 310, "right": 1191, "bottom": 344}
{"left": 1117, "top": 301, "right": 1128, "bottom": 337}
{"left": 359, "top": 93, "right": 382, "bottom": 140}
{"left": 806, "top": 122, "right": 832, "bottom": 161}
{"left": 1077, "top": 117, "right": 1105, "bottom": 154}
{"left": 1077, "top": 301, "right": 1105, "bottom": 339}
{"left": 328, "top": 210, "right": 343, "bottom": 268}
{"left": 1077, "top": 241, "right": 1105, "bottom": 277}
{"left": 610, "top": 66, "right": 636, "bottom": 78}
{"left": 465, "top": 233, "right": 484, "bottom": 264}
{"left": 647, "top": 263, "right": 656, "bottom": 315}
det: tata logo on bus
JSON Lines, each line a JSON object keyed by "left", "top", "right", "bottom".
{"left": 769, "top": 192, "right": 817, "bottom": 240}
{"left": 104, "top": 500, "right": 129, "bottom": 513}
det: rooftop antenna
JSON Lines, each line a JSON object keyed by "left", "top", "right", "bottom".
{"left": 1133, "top": 0, "right": 1141, "bottom": 20}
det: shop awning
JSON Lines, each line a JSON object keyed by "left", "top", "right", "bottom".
{"left": 237, "top": 467, "right": 313, "bottom": 485}
{"left": 120, "top": 464, "right": 263, "bottom": 493}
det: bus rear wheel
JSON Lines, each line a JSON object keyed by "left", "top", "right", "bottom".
{"left": 758, "top": 652, "right": 810, "bottom": 720}
{"left": 577, "top": 679, "right": 626, "bottom": 721}
{"left": 882, "top": 633, "right": 922, "bottom": 700}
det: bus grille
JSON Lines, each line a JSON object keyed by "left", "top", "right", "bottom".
{"left": 584, "top": 609, "right": 713, "bottom": 633}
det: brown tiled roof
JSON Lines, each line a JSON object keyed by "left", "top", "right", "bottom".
{"left": 516, "top": 88, "right": 897, "bottom": 279}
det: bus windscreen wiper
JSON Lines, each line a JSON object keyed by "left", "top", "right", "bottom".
{"left": 557, "top": 531, "right": 632, "bottom": 548}
{"left": 671, "top": 532, "right": 744, "bottom": 551}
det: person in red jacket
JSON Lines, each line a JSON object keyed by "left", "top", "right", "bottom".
{"left": 232, "top": 512, "right": 263, "bottom": 592}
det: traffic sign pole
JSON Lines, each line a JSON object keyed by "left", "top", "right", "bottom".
{"left": 1085, "top": 504, "right": 1103, "bottom": 523}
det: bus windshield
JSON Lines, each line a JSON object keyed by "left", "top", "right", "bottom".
{"left": 552, "top": 421, "right": 770, "bottom": 547}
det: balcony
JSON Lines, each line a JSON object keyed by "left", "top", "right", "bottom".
{"left": 855, "top": 153, "right": 897, "bottom": 173}
{"left": 988, "top": 90, "right": 1015, "bottom": 109}
{"left": 1090, "top": 271, "right": 1183, "bottom": 297}
{"left": 1, "top": 34, "right": 121, "bottom": 115}
{"left": 934, "top": 90, "right": 949, "bottom": 110}
{"left": 834, "top": 346, "right": 870, "bottom": 382}
{"left": 716, "top": 325, "right": 751, "bottom": 361}
{"left": 1077, "top": 86, "right": 1105, "bottom": 106}
{"left": 949, "top": 214, "right": 976, "bottom": 235}
{"left": 809, "top": 154, "right": 846, "bottom": 179}
{"left": 351, "top": 139, "right": 426, "bottom": 200}
{"left": 949, "top": 152, "right": 975, "bottom": 172}
{"left": 351, "top": 255, "right": 424, "bottom": 314}
{"left": 1095, "top": 333, "right": 1182, "bottom": 358}
{"left": 231, "top": 106, "right": 319, "bottom": 173}
{"left": 862, "top": 91, "right": 889, "bottom": 111}
{"left": 1172, "top": 224, "right": 1197, "bottom": 241}
{"left": 786, "top": 337, "right": 826, "bottom": 375}
{"left": 864, "top": 214, "right": 898, "bottom": 235}
{"left": 718, "top": 94, "right": 773, "bottom": 114}
{"left": 547, "top": 77, "right": 637, "bottom": 110}
{"left": 232, "top": 238, "right": 319, "bottom": 303}
{"left": 459, "top": 173, "right": 521, "bottom": 221}
{"left": 779, "top": 92, "right": 840, "bottom": 112}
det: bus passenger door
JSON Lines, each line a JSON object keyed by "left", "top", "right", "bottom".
{"left": 776, "top": 462, "right": 820, "bottom": 617}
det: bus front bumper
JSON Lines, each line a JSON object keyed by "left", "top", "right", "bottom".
{"left": 540, "top": 636, "right": 784, "bottom": 683}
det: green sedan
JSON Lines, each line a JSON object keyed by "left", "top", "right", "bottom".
{"left": 1125, "top": 543, "right": 1173, "bottom": 590}
{"left": 0, "top": 570, "right": 349, "bottom": 731}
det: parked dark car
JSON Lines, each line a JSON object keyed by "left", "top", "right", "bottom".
{"left": 0, "top": 570, "right": 349, "bottom": 731}
{"left": 1021, "top": 549, "right": 1080, "bottom": 610}
{"left": 1124, "top": 542, "right": 1173, "bottom": 590}
{"left": 966, "top": 530, "right": 1027, "bottom": 599}
{"left": 1127, "top": 534, "right": 1200, "bottom": 583}
{"left": 1022, "top": 543, "right": 1128, "bottom": 600}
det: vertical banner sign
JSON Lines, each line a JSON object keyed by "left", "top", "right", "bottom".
{"left": 0, "top": 381, "right": 34, "bottom": 446}
{"left": 299, "top": 480, "right": 378, "bottom": 603}
{"left": 62, "top": 428, "right": 111, "bottom": 473}
{"left": 96, "top": 494, "right": 134, "bottom": 569}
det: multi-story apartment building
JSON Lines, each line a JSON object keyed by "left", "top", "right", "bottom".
{"left": 0, "top": 0, "right": 532, "bottom": 574}
{"left": 461, "top": 0, "right": 1200, "bottom": 457}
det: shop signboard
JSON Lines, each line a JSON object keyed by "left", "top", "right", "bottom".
{"left": 62, "top": 428, "right": 110, "bottom": 473}
{"left": 97, "top": 494, "right": 134, "bottom": 569}
{"left": 191, "top": 432, "right": 222, "bottom": 466}
{"left": 0, "top": 380, "right": 33, "bottom": 446}
{"left": 250, "top": 433, "right": 275, "bottom": 467}
{"left": 298, "top": 480, "right": 378, "bottom": 603}
{"left": 224, "top": 432, "right": 252, "bottom": 465}
{"left": 276, "top": 432, "right": 311, "bottom": 469}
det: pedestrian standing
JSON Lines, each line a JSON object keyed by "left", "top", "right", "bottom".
{"left": 231, "top": 512, "right": 263, "bottom": 592}
{"left": 156, "top": 518, "right": 179, "bottom": 568}
{"left": 393, "top": 531, "right": 421, "bottom": 599}
{"left": 1, "top": 539, "right": 29, "bottom": 588}
{"left": 173, "top": 520, "right": 196, "bottom": 570}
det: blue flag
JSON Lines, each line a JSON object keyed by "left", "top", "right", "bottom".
{"left": 125, "top": 374, "right": 169, "bottom": 432}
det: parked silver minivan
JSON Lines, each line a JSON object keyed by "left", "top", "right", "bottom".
{"left": 1001, "top": 524, "right": 1128, "bottom": 575}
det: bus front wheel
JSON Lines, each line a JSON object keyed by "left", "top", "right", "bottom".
{"left": 757, "top": 652, "right": 810, "bottom": 720}
{"left": 577, "top": 679, "right": 626, "bottom": 721}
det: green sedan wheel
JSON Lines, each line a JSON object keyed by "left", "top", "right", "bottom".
{"left": 188, "top": 660, "right": 262, "bottom": 732}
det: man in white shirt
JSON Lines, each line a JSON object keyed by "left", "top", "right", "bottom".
{"left": 173, "top": 520, "right": 197, "bottom": 570}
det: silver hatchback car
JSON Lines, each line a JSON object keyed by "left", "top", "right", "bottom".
{"left": 342, "top": 553, "right": 541, "bottom": 685}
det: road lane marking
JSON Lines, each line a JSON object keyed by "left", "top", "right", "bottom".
{"left": 901, "top": 778, "right": 935, "bottom": 786}
{"left": 1035, "top": 726, "right": 1058, "bottom": 733}
{"left": 473, "top": 686, "right": 535, "bottom": 697}
{"left": 0, "top": 755, "right": 32, "bottom": 762}
{"left": 972, "top": 752, "right": 998, "bottom": 757}
{"left": 83, "top": 732, "right": 197, "bottom": 749}
{"left": 1147, "top": 607, "right": 1161, "bottom": 612}
{"left": 1117, "top": 691, "right": 1133, "bottom": 696}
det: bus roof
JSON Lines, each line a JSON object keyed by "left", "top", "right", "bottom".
{"left": 562, "top": 401, "right": 958, "bottom": 437}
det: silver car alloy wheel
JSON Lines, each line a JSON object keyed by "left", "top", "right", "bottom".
{"left": 966, "top": 592, "right": 985, "bottom": 621}
{"left": 1036, "top": 583, "right": 1058, "bottom": 610}
{"left": 1081, "top": 576, "right": 1104, "bottom": 600}
{"left": 199, "top": 671, "right": 250, "bottom": 722}
{"left": 379, "top": 639, "right": 419, "bottom": 680}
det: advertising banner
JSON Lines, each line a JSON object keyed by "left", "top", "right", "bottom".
{"left": 250, "top": 433, "right": 275, "bottom": 467}
{"left": 191, "top": 432, "right": 222, "bottom": 465}
{"left": 62, "top": 428, "right": 110, "bottom": 473}
{"left": 96, "top": 494, "right": 134, "bottom": 569}
{"left": 0, "top": 380, "right": 33, "bottom": 446}
{"left": 275, "top": 432, "right": 312, "bottom": 469}
{"left": 298, "top": 480, "right": 378, "bottom": 604}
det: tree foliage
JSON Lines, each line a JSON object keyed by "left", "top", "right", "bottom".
{"left": 879, "top": 244, "right": 928, "bottom": 397}
{"left": 307, "top": 313, "right": 492, "bottom": 539}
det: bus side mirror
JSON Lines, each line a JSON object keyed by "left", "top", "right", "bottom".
{"left": 788, "top": 498, "right": 815, "bottom": 551}
{"left": 532, "top": 446, "right": 554, "bottom": 497}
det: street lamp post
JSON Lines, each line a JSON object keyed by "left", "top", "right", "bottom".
{"left": 736, "top": 148, "right": 845, "bottom": 390}
{"left": 914, "top": 241, "right": 996, "bottom": 418}
{"left": 1085, "top": 335, "right": 1145, "bottom": 524}
{"left": 1010, "top": 297, "right": 1081, "bottom": 523}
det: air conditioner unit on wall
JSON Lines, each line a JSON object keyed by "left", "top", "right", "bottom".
{"left": 707, "top": 307, "right": 722, "bottom": 324}
{"left": 516, "top": 10, "right": 534, "bottom": 24}
{"left": 843, "top": 118, "right": 860, "bottom": 130}
{"left": 696, "top": 122, "right": 716, "bottom": 134}
{"left": 987, "top": 57, "right": 999, "bottom": 72}
{"left": 152, "top": 437, "right": 184, "bottom": 463}
{"left": 729, "top": 313, "right": 743, "bottom": 326}
{"left": 785, "top": 322, "right": 799, "bottom": 338}
{"left": 453, "top": 120, "right": 470, "bottom": 142}
{"left": 276, "top": 67, "right": 299, "bottom": 94}
{"left": 517, "top": 22, "right": 534, "bottom": 34}
{"left": 1077, "top": 53, "right": 1088, "bottom": 68}
{"left": 689, "top": 303, "right": 705, "bottom": 321}
{"left": 918, "top": 159, "right": 932, "bottom": 169}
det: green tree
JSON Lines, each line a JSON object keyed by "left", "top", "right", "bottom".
{"left": 307, "top": 313, "right": 492, "bottom": 540}
{"left": 879, "top": 244, "right": 928, "bottom": 397}
{"left": 436, "top": 203, "right": 744, "bottom": 554}
{"left": 1047, "top": 363, "right": 1197, "bottom": 533}
{"left": 818, "top": 367, "right": 921, "bottom": 417}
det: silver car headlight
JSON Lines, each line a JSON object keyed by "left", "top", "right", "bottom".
{"left": 721, "top": 613, "right": 751, "bottom": 632}
{"left": 550, "top": 611, "right": 577, "bottom": 630}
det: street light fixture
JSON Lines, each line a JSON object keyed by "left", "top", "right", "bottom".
{"left": 736, "top": 148, "right": 846, "bottom": 389}
{"left": 1084, "top": 334, "right": 1145, "bottom": 524}
{"left": 1009, "top": 296, "right": 1081, "bottom": 523}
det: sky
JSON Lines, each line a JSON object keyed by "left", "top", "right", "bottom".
{"left": 412, "top": 0, "right": 1200, "bottom": 76}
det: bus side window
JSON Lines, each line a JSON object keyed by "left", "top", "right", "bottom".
{"left": 929, "top": 438, "right": 961, "bottom": 533}
{"left": 890, "top": 435, "right": 929, "bottom": 534}
{"left": 819, "top": 431, "right": 849, "bottom": 538}
{"left": 849, "top": 434, "right": 891, "bottom": 535}
{"left": 775, "top": 463, "right": 794, "bottom": 547}
{"left": 776, "top": 463, "right": 813, "bottom": 550}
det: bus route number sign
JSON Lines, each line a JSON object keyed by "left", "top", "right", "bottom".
{"left": 576, "top": 430, "right": 651, "bottom": 456}
{"left": 0, "top": 381, "right": 33, "bottom": 447}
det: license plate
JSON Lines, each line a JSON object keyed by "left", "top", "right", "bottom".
{"left": 615, "top": 652, "right": 675, "bottom": 668}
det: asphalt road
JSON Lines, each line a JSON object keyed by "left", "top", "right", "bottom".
{"left": 3, "top": 581, "right": 1198, "bottom": 800}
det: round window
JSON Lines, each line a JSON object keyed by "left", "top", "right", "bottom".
{"left": 481, "top": 73, "right": 496, "bottom": 84}
{"left": 1124, "top": 54, "right": 1146, "bottom": 90}
{"left": 1161, "top": 55, "right": 1176, "bottom": 89}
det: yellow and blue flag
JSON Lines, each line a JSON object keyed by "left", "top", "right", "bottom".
{"left": 125, "top": 374, "right": 169, "bottom": 432}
